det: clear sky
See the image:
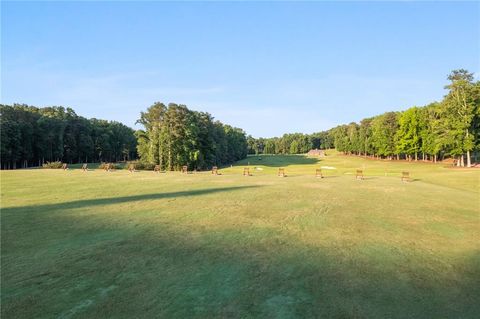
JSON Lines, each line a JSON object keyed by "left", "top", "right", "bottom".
{"left": 2, "top": 1, "right": 479, "bottom": 137}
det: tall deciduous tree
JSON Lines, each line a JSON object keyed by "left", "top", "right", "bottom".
{"left": 136, "top": 102, "right": 247, "bottom": 170}
{"left": 396, "top": 107, "right": 422, "bottom": 161}
{"left": 371, "top": 112, "right": 399, "bottom": 158}
{"left": 442, "top": 69, "right": 477, "bottom": 167}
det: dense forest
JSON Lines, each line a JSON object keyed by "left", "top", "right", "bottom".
{"left": 0, "top": 103, "right": 247, "bottom": 171}
{"left": 0, "top": 105, "right": 137, "bottom": 169}
{"left": 247, "top": 70, "right": 480, "bottom": 167}
{"left": 247, "top": 131, "right": 334, "bottom": 156}
{"left": 2, "top": 69, "right": 478, "bottom": 169}
{"left": 135, "top": 102, "right": 247, "bottom": 170}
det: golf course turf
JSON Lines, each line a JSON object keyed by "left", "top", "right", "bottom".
{"left": 1, "top": 153, "right": 479, "bottom": 318}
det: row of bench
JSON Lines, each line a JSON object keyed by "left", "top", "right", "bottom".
{"left": 243, "top": 168, "right": 410, "bottom": 181}
{"left": 62, "top": 163, "right": 411, "bottom": 181}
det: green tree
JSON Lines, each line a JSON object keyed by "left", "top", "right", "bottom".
{"left": 396, "top": 107, "right": 422, "bottom": 161}
{"left": 371, "top": 112, "right": 398, "bottom": 158}
{"left": 442, "top": 69, "right": 477, "bottom": 167}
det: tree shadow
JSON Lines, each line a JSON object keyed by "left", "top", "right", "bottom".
{"left": 2, "top": 206, "right": 478, "bottom": 318}
{"left": 1, "top": 186, "right": 260, "bottom": 215}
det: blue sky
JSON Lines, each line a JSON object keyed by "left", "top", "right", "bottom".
{"left": 2, "top": 1, "right": 479, "bottom": 137}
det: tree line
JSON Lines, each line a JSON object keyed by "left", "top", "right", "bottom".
{"left": 0, "top": 104, "right": 137, "bottom": 169}
{"left": 135, "top": 102, "right": 248, "bottom": 170}
{"left": 247, "top": 70, "right": 479, "bottom": 167}
{"left": 2, "top": 69, "right": 477, "bottom": 169}
{"left": 247, "top": 131, "right": 333, "bottom": 156}
{"left": 329, "top": 70, "right": 479, "bottom": 166}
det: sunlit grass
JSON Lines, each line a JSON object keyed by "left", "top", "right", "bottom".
{"left": 1, "top": 153, "right": 479, "bottom": 318}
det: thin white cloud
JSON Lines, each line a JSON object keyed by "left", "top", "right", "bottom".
{"left": 1, "top": 67, "right": 225, "bottom": 127}
{"left": 1, "top": 65, "right": 446, "bottom": 137}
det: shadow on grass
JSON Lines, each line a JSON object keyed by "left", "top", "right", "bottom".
{"left": 1, "top": 186, "right": 260, "bottom": 215}
{"left": 2, "top": 203, "right": 479, "bottom": 319}
{"left": 2, "top": 178, "right": 478, "bottom": 317}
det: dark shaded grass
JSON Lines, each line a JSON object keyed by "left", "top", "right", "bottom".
{"left": 1, "top": 186, "right": 259, "bottom": 215}
{"left": 2, "top": 196, "right": 479, "bottom": 319}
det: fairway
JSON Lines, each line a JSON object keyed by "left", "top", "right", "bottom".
{"left": 1, "top": 153, "right": 479, "bottom": 318}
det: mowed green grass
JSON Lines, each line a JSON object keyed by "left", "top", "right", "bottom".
{"left": 1, "top": 153, "right": 479, "bottom": 318}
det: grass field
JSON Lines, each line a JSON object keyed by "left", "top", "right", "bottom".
{"left": 1, "top": 152, "right": 479, "bottom": 318}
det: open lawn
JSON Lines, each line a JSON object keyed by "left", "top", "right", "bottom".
{"left": 1, "top": 153, "right": 479, "bottom": 318}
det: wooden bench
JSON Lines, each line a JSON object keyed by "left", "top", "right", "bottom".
{"left": 401, "top": 171, "right": 410, "bottom": 182}
{"left": 212, "top": 166, "right": 218, "bottom": 175}
{"left": 355, "top": 169, "right": 364, "bottom": 180}
{"left": 128, "top": 164, "right": 137, "bottom": 172}
{"left": 278, "top": 168, "right": 286, "bottom": 177}
{"left": 62, "top": 163, "right": 68, "bottom": 170}
{"left": 315, "top": 168, "right": 323, "bottom": 178}
{"left": 154, "top": 165, "right": 161, "bottom": 173}
{"left": 81, "top": 163, "right": 88, "bottom": 171}
{"left": 104, "top": 163, "right": 114, "bottom": 172}
{"left": 182, "top": 165, "right": 188, "bottom": 174}
{"left": 243, "top": 167, "right": 251, "bottom": 176}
